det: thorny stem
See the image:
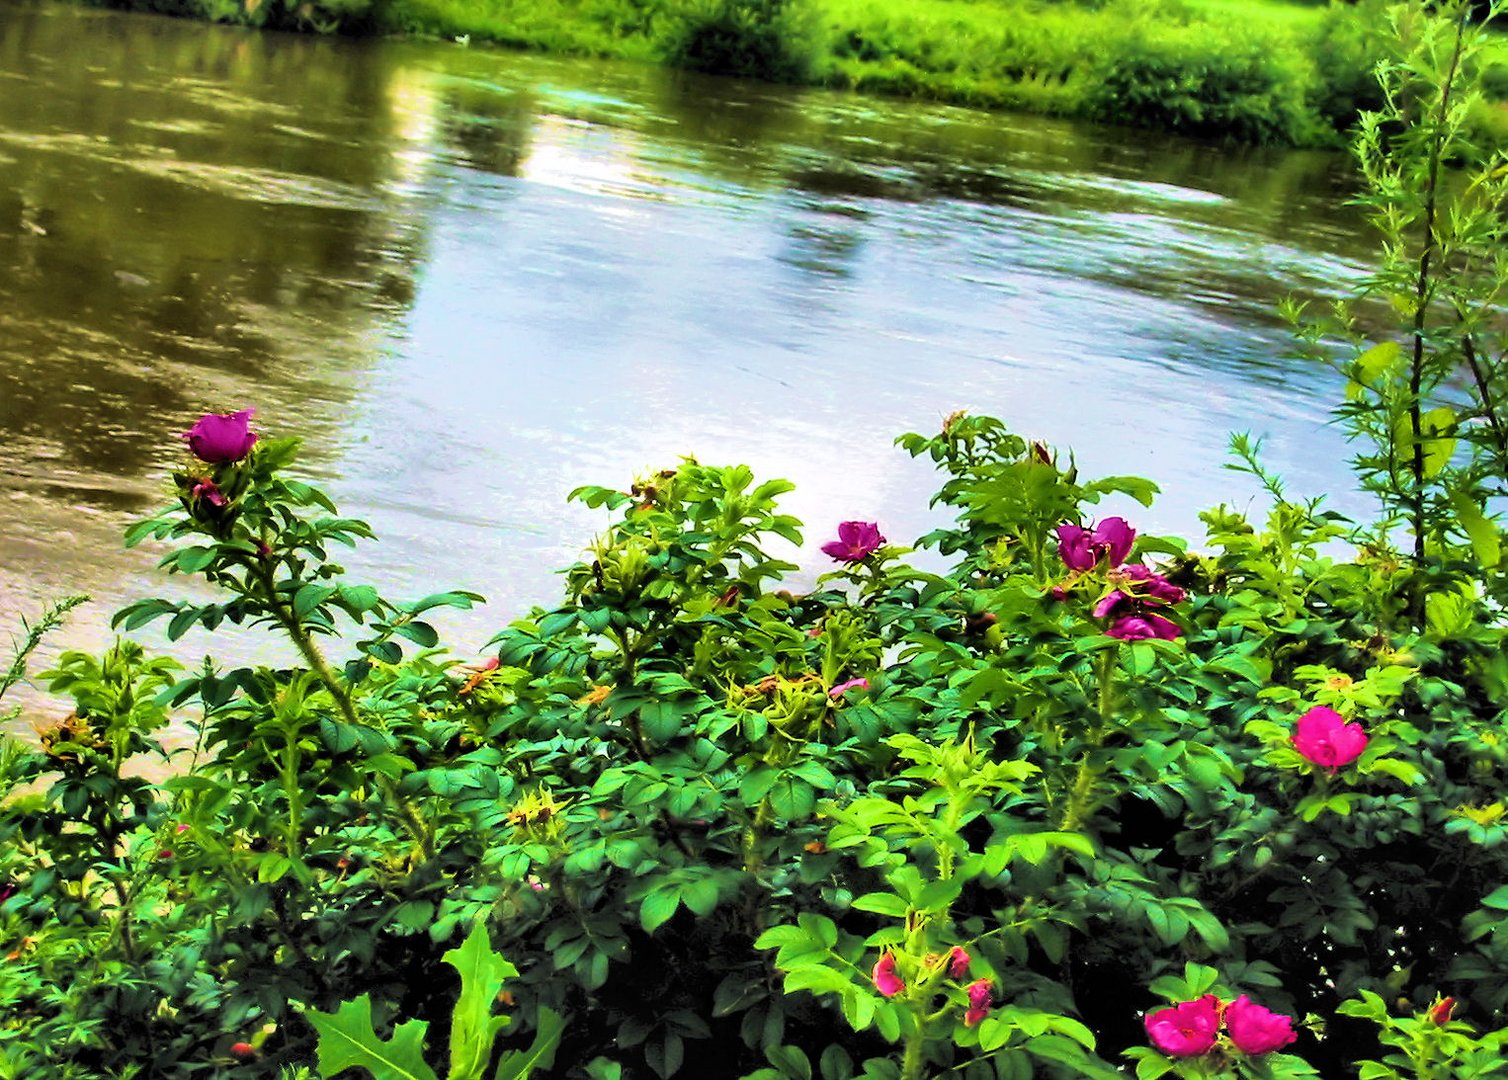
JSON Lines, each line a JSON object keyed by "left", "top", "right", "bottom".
{"left": 900, "top": 1023, "right": 928, "bottom": 1080}
{"left": 1461, "top": 331, "right": 1508, "bottom": 475}
{"left": 253, "top": 559, "right": 433, "bottom": 860}
{"left": 1405, "top": 5, "right": 1469, "bottom": 592}
{"left": 1057, "top": 650, "right": 1116, "bottom": 831}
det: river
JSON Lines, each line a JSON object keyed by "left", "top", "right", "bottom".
{"left": 0, "top": 3, "right": 1376, "bottom": 717}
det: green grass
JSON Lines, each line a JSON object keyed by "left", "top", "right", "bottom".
{"left": 372, "top": 0, "right": 1397, "bottom": 145}
{"left": 99, "top": 0, "right": 1499, "bottom": 147}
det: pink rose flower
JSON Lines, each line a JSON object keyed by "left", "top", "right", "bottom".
{"left": 871, "top": 952, "right": 904, "bottom": 997}
{"left": 1224, "top": 995, "right": 1297, "bottom": 1055}
{"left": 1092, "top": 564, "right": 1185, "bottom": 641}
{"left": 963, "top": 978, "right": 993, "bottom": 1027}
{"left": 1106, "top": 613, "right": 1183, "bottom": 641}
{"left": 183, "top": 409, "right": 258, "bottom": 464}
{"left": 947, "top": 946, "right": 971, "bottom": 979}
{"left": 1291, "top": 705, "right": 1367, "bottom": 771}
{"left": 822, "top": 521, "right": 885, "bottom": 563}
{"left": 1056, "top": 517, "right": 1135, "bottom": 572}
{"left": 1145, "top": 995, "right": 1221, "bottom": 1058}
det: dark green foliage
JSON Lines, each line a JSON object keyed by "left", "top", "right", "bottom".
{"left": 5, "top": 5, "right": 1508, "bottom": 1079}
{"left": 659, "top": 0, "right": 824, "bottom": 81}
{"left": 1082, "top": 10, "right": 1315, "bottom": 144}
{"left": 90, "top": 0, "right": 387, "bottom": 35}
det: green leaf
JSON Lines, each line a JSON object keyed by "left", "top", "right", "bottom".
{"left": 849, "top": 893, "right": 909, "bottom": 918}
{"left": 640, "top": 889, "right": 681, "bottom": 933}
{"left": 306, "top": 994, "right": 439, "bottom": 1080}
{"left": 1450, "top": 493, "right": 1501, "bottom": 569}
{"left": 493, "top": 1007, "right": 565, "bottom": 1080}
{"left": 1479, "top": 884, "right": 1508, "bottom": 911}
{"left": 294, "top": 583, "right": 338, "bottom": 620}
{"left": 395, "top": 621, "right": 441, "bottom": 648}
{"left": 1353, "top": 340, "right": 1402, "bottom": 384}
{"left": 409, "top": 590, "right": 485, "bottom": 615}
{"left": 442, "top": 921, "right": 518, "bottom": 1080}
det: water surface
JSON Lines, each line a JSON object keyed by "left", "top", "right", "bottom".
{"left": 0, "top": 4, "right": 1375, "bottom": 714}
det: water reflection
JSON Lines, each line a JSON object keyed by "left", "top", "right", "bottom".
{"left": 2, "top": 3, "right": 1377, "bottom": 726}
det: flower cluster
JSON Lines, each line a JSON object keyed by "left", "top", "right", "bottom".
{"left": 868, "top": 946, "right": 995, "bottom": 1028}
{"left": 1291, "top": 705, "right": 1368, "bottom": 771}
{"left": 1055, "top": 517, "right": 1185, "bottom": 640}
{"left": 1145, "top": 994, "right": 1296, "bottom": 1059}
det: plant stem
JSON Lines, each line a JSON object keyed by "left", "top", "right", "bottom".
{"left": 254, "top": 561, "right": 433, "bottom": 859}
{"left": 900, "top": 1023, "right": 927, "bottom": 1080}
{"left": 1461, "top": 331, "right": 1508, "bottom": 474}
{"left": 1405, "top": 4, "right": 1468, "bottom": 584}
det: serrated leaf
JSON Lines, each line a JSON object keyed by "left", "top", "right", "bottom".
{"left": 307, "top": 994, "right": 438, "bottom": 1080}
{"left": 443, "top": 921, "right": 517, "bottom": 1080}
{"left": 493, "top": 1008, "right": 565, "bottom": 1080}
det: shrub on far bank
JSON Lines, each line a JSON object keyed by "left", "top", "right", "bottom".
{"left": 658, "top": 0, "right": 826, "bottom": 82}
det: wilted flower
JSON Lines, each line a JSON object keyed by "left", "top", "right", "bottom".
{"left": 872, "top": 952, "right": 904, "bottom": 997}
{"left": 1224, "top": 995, "right": 1297, "bottom": 1055}
{"left": 822, "top": 521, "right": 885, "bottom": 563}
{"left": 183, "top": 409, "right": 258, "bottom": 464}
{"left": 829, "top": 677, "right": 870, "bottom": 698}
{"left": 948, "top": 946, "right": 971, "bottom": 979}
{"left": 1056, "top": 517, "right": 1135, "bottom": 572}
{"left": 1145, "top": 995, "right": 1221, "bottom": 1057}
{"left": 188, "top": 478, "right": 228, "bottom": 509}
{"left": 1292, "top": 705, "right": 1368, "bottom": 771}
{"left": 963, "top": 979, "right": 993, "bottom": 1027}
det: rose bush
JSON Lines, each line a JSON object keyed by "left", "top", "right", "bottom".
{"left": 2, "top": 5, "right": 1508, "bottom": 1079}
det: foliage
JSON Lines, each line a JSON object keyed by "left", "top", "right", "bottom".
{"left": 91, "top": 0, "right": 388, "bottom": 34}
{"left": 5, "top": 4, "right": 1508, "bottom": 1079}
{"left": 305, "top": 920, "right": 565, "bottom": 1079}
{"left": 658, "top": 0, "right": 825, "bottom": 82}
{"left": 88, "top": 0, "right": 1450, "bottom": 147}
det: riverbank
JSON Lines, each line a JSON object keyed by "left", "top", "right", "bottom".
{"left": 85, "top": 0, "right": 1508, "bottom": 147}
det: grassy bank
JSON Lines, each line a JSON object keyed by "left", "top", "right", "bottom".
{"left": 87, "top": 0, "right": 1508, "bottom": 146}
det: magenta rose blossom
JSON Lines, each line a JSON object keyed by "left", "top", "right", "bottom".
{"left": 963, "top": 979, "right": 993, "bottom": 1027}
{"left": 183, "top": 409, "right": 258, "bottom": 464}
{"left": 1106, "top": 613, "right": 1183, "bottom": 641}
{"left": 1093, "top": 564, "right": 1185, "bottom": 641}
{"left": 1292, "top": 705, "right": 1368, "bottom": 771}
{"left": 871, "top": 952, "right": 904, "bottom": 998}
{"left": 822, "top": 521, "right": 885, "bottom": 562}
{"left": 1224, "top": 996, "right": 1297, "bottom": 1055}
{"left": 1056, "top": 517, "right": 1136, "bottom": 572}
{"left": 947, "top": 946, "right": 971, "bottom": 979}
{"left": 1145, "top": 995, "right": 1220, "bottom": 1058}
{"left": 1055, "top": 523, "right": 1097, "bottom": 572}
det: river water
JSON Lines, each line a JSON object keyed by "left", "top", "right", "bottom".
{"left": 0, "top": 3, "right": 1376, "bottom": 716}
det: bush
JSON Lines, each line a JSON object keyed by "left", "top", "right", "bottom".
{"left": 6, "top": 5, "right": 1508, "bottom": 1080}
{"left": 1083, "top": 7, "right": 1317, "bottom": 144}
{"left": 657, "top": 0, "right": 825, "bottom": 82}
